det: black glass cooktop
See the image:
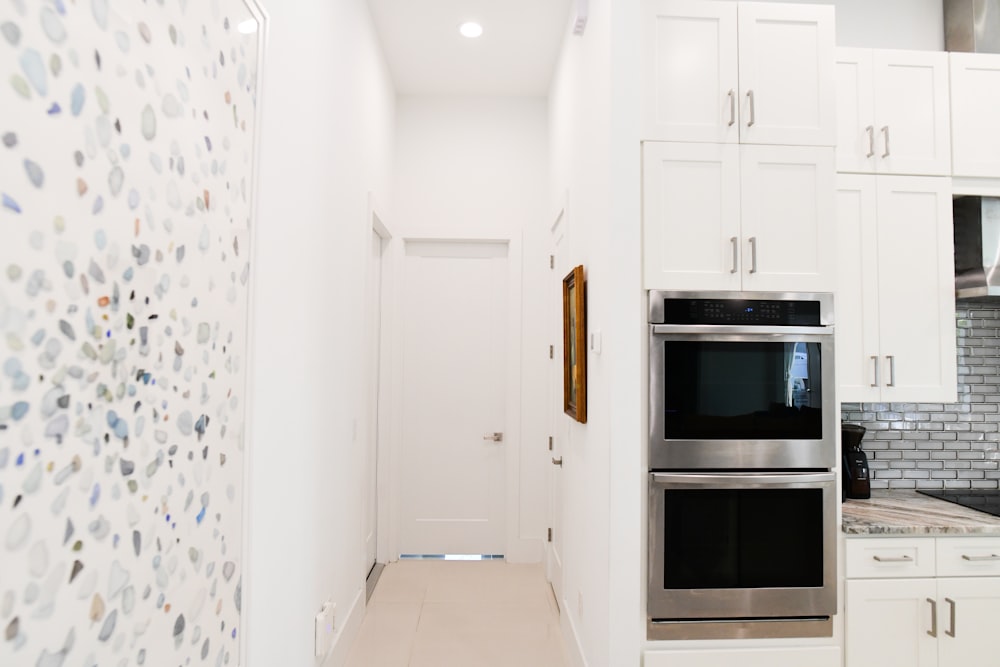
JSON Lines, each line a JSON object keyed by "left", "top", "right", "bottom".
{"left": 917, "top": 490, "right": 1000, "bottom": 518}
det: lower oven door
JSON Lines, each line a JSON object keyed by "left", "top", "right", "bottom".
{"left": 648, "top": 471, "right": 836, "bottom": 638}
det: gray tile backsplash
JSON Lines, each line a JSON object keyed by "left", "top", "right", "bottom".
{"left": 841, "top": 302, "right": 1000, "bottom": 490}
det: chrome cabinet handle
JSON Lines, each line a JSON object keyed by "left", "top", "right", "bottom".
{"left": 747, "top": 90, "right": 755, "bottom": 127}
{"left": 928, "top": 598, "right": 938, "bottom": 637}
{"left": 551, "top": 457, "right": 563, "bottom": 467}
{"left": 483, "top": 432, "right": 504, "bottom": 442}
{"left": 871, "top": 355, "right": 880, "bottom": 388}
{"left": 886, "top": 355, "right": 896, "bottom": 387}
{"left": 748, "top": 237, "right": 758, "bottom": 274}
{"left": 962, "top": 553, "right": 1000, "bottom": 561}
{"left": 865, "top": 125, "right": 875, "bottom": 158}
{"left": 945, "top": 598, "right": 956, "bottom": 638}
{"left": 882, "top": 125, "right": 890, "bottom": 158}
{"left": 730, "top": 237, "right": 738, "bottom": 274}
{"left": 873, "top": 554, "right": 913, "bottom": 563}
{"left": 727, "top": 89, "right": 736, "bottom": 126}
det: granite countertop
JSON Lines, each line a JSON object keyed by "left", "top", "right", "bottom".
{"left": 842, "top": 490, "right": 1000, "bottom": 536}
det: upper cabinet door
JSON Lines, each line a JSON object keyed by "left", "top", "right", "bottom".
{"left": 836, "top": 49, "right": 877, "bottom": 174}
{"left": 737, "top": 2, "right": 836, "bottom": 147}
{"left": 873, "top": 50, "right": 951, "bottom": 176}
{"left": 950, "top": 52, "right": 1000, "bottom": 178}
{"left": 641, "top": 0, "right": 739, "bottom": 143}
{"left": 642, "top": 142, "right": 742, "bottom": 290}
{"left": 739, "top": 144, "right": 836, "bottom": 292}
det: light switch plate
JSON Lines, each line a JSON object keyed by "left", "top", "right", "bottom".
{"left": 315, "top": 601, "right": 335, "bottom": 657}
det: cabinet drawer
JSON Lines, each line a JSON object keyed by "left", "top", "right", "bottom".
{"left": 936, "top": 537, "right": 1000, "bottom": 577}
{"left": 846, "top": 537, "right": 936, "bottom": 578}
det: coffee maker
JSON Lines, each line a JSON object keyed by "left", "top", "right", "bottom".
{"left": 842, "top": 423, "right": 871, "bottom": 500}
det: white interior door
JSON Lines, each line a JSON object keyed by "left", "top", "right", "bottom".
{"left": 364, "top": 229, "right": 384, "bottom": 573}
{"left": 398, "top": 240, "right": 508, "bottom": 555}
{"left": 547, "top": 210, "right": 567, "bottom": 605}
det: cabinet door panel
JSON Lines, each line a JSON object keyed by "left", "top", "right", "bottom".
{"left": 950, "top": 53, "right": 1000, "bottom": 178}
{"left": 836, "top": 175, "right": 882, "bottom": 402}
{"left": 739, "top": 145, "right": 835, "bottom": 292}
{"left": 642, "top": 142, "right": 741, "bottom": 290}
{"left": 641, "top": 0, "right": 739, "bottom": 143}
{"left": 846, "top": 578, "right": 938, "bottom": 667}
{"left": 875, "top": 177, "right": 957, "bottom": 402}
{"left": 873, "top": 51, "right": 951, "bottom": 176}
{"left": 737, "top": 3, "right": 835, "bottom": 146}
{"left": 936, "top": 578, "right": 1000, "bottom": 667}
{"left": 835, "top": 49, "right": 877, "bottom": 174}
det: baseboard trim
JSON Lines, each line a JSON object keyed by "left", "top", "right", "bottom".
{"left": 560, "top": 600, "right": 589, "bottom": 667}
{"left": 323, "top": 587, "right": 365, "bottom": 666}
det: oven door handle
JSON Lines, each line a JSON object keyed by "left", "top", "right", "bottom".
{"left": 651, "top": 472, "right": 836, "bottom": 487}
{"left": 650, "top": 324, "right": 832, "bottom": 336}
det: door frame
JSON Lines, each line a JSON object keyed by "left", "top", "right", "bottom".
{"left": 366, "top": 193, "right": 394, "bottom": 567}
{"left": 546, "top": 198, "right": 568, "bottom": 599}
{"left": 384, "top": 233, "right": 527, "bottom": 560}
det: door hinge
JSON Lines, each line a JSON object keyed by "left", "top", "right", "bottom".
{"left": 548, "top": 436, "right": 553, "bottom": 451}
{"left": 547, "top": 527, "right": 553, "bottom": 542}
{"left": 549, "top": 345, "right": 554, "bottom": 359}
{"left": 549, "top": 255, "right": 554, "bottom": 269}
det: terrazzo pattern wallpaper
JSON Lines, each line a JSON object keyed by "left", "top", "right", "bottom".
{"left": 0, "top": 0, "right": 261, "bottom": 664}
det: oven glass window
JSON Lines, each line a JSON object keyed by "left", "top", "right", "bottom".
{"left": 662, "top": 488, "right": 824, "bottom": 589}
{"left": 663, "top": 341, "right": 823, "bottom": 440}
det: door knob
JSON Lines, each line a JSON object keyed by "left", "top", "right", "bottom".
{"left": 483, "top": 432, "right": 503, "bottom": 442}
{"left": 551, "top": 457, "right": 563, "bottom": 467}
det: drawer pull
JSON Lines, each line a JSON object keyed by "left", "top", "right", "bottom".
{"left": 873, "top": 554, "right": 913, "bottom": 563}
{"left": 961, "top": 553, "right": 1000, "bottom": 562}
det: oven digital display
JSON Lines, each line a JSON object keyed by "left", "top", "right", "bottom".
{"left": 661, "top": 298, "right": 822, "bottom": 326}
{"left": 663, "top": 341, "right": 823, "bottom": 440}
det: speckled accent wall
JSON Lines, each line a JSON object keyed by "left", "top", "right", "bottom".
{"left": 0, "top": 1, "right": 260, "bottom": 665}
{"left": 842, "top": 303, "right": 1000, "bottom": 490}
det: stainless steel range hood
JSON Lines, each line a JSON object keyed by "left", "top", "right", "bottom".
{"left": 945, "top": 0, "right": 1000, "bottom": 53}
{"left": 955, "top": 197, "right": 1000, "bottom": 299}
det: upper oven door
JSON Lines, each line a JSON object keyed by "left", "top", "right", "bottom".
{"left": 649, "top": 326, "right": 836, "bottom": 470}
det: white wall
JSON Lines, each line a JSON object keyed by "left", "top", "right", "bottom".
{"left": 391, "top": 95, "right": 549, "bottom": 561}
{"left": 245, "top": 0, "right": 395, "bottom": 665}
{"left": 723, "top": 0, "right": 945, "bottom": 50}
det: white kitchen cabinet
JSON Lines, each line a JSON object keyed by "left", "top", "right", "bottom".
{"left": 835, "top": 49, "right": 951, "bottom": 176}
{"left": 643, "top": 141, "right": 834, "bottom": 292}
{"left": 835, "top": 174, "right": 956, "bottom": 403}
{"left": 641, "top": 0, "right": 835, "bottom": 146}
{"left": 950, "top": 52, "right": 1000, "bottom": 178}
{"left": 846, "top": 536, "right": 1000, "bottom": 667}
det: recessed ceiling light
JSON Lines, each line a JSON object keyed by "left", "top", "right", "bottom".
{"left": 459, "top": 21, "right": 483, "bottom": 38}
{"left": 237, "top": 18, "right": 258, "bottom": 34}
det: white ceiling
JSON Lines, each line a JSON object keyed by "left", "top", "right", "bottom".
{"left": 366, "top": 0, "right": 574, "bottom": 96}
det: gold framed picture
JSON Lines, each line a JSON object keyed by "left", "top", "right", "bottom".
{"left": 562, "top": 265, "right": 587, "bottom": 424}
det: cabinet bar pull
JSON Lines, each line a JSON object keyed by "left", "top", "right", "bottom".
{"left": 873, "top": 554, "right": 912, "bottom": 563}
{"left": 961, "top": 553, "right": 1000, "bottom": 561}
{"left": 727, "top": 89, "right": 736, "bottom": 126}
{"left": 865, "top": 125, "right": 875, "bottom": 158}
{"left": 927, "top": 598, "right": 938, "bottom": 637}
{"left": 945, "top": 597, "right": 956, "bottom": 638}
{"left": 747, "top": 90, "right": 755, "bottom": 127}
{"left": 882, "top": 125, "right": 890, "bottom": 158}
{"left": 871, "top": 355, "right": 880, "bottom": 388}
{"left": 748, "top": 237, "right": 758, "bottom": 274}
{"left": 886, "top": 355, "right": 896, "bottom": 387}
{"left": 730, "top": 237, "right": 738, "bottom": 273}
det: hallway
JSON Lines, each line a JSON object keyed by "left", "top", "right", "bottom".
{"left": 345, "top": 561, "right": 569, "bottom": 667}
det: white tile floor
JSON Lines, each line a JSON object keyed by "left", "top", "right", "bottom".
{"left": 345, "top": 560, "right": 570, "bottom": 667}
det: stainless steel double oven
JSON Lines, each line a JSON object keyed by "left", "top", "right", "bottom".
{"left": 647, "top": 291, "right": 837, "bottom": 640}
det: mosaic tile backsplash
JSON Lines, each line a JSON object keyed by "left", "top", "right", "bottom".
{"left": 842, "top": 303, "right": 1000, "bottom": 490}
{"left": 0, "top": 1, "right": 259, "bottom": 664}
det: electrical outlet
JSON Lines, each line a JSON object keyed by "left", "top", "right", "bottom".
{"left": 314, "top": 601, "right": 336, "bottom": 657}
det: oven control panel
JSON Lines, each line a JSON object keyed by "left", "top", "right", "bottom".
{"left": 660, "top": 298, "right": 822, "bottom": 326}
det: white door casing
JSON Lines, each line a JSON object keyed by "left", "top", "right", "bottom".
{"left": 364, "top": 228, "right": 384, "bottom": 573}
{"left": 397, "top": 240, "right": 509, "bottom": 555}
{"left": 547, "top": 206, "right": 567, "bottom": 606}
